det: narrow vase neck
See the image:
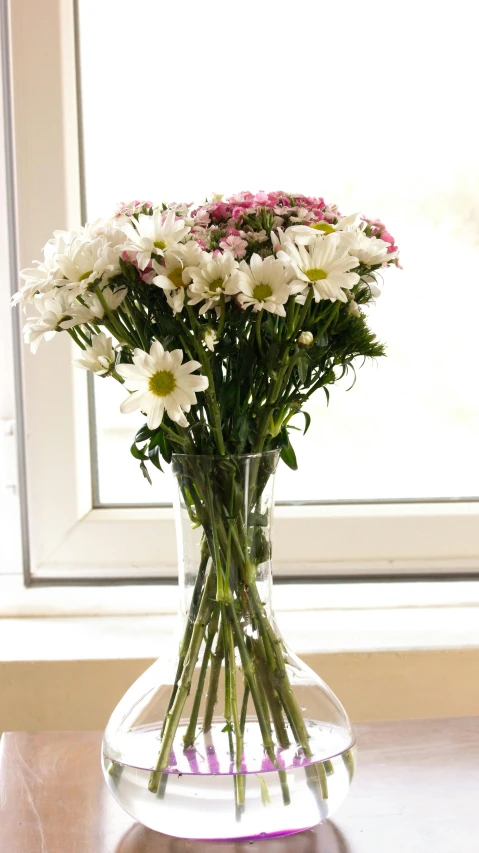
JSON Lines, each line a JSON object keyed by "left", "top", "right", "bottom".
{"left": 172, "top": 451, "right": 279, "bottom": 624}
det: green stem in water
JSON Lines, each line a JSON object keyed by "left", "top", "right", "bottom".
{"left": 203, "top": 625, "right": 224, "bottom": 733}
{"left": 182, "top": 603, "right": 220, "bottom": 749}
{"left": 342, "top": 747, "right": 355, "bottom": 782}
{"left": 240, "top": 684, "right": 250, "bottom": 734}
{"left": 225, "top": 600, "right": 290, "bottom": 807}
{"left": 148, "top": 565, "right": 215, "bottom": 793}
{"left": 251, "top": 638, "right": 290, "bottom": 749}
{"left": 161, "top": 547, "right": 210, "bottom": 736}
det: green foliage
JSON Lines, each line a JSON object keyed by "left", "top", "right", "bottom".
{"left": 107, "top": 263, "right": 388, "bottom": 477}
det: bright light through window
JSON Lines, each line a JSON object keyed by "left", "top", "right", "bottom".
{"left": 79, "top": 0, "right": 479, "bottom": 505}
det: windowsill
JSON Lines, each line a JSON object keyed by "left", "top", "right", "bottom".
{"left": 4, "top": 573, "right": 479, "bottom": 617}
{"left": 2, "top": 603, "right": 479, "bottom": 662}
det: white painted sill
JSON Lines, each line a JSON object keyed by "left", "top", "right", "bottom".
{"left": 2, "top": 591, "right": 479, "bottom": 662}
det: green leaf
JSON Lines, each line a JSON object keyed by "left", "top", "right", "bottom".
{"left": 250, "top": 528, "right": 271, "bottom": 564}
{"left": 130, "top": 441, "right": 147, "bottom": 461}
{"left": 296, "top": 356, "right": 309, "bottom": 384}
{"left": 279, "top": 430, "right": 298, "bottom": 470}
{"left": 139, "top": 460, "right": 152, "bottom": 485}
{"left": 134, "top": 424, "right": 153, "bottom": 444}
{"left": 147, "top": 445, "right": 163, "bottom": 472}
{"left": 301, "top": 411, "right": 311, "bottom": 435}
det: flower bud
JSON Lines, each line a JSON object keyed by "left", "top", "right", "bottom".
{"left": 203, "top": 328, "right": 217, "bottom": 352}
{"left": 347, "top": 300, "right": 361, "bottom": 318}
{"left": 297, "top": 331, "right": 314, "bottom": 348}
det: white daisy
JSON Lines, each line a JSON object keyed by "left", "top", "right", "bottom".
{"left": 120, "top": 209, "right": 190, "bottom": 270}
{"left": 83, "top": 285, "right": 128, "bottom": 320}
{"left": 15, "top": 240, "right": 63, "bottom": 305}
{"left": 117, "top": 340, "right": 208, "bottom": 429}
{"left": 342, "top": 231, "right": 390, "bottom": 266}
{"left": 187, "top": 252, "right": 240, "bottom": 314}
{"left": 55, "top": 235, "right": 120, "bottom": 291}
{"left": 73, "top": 332, "right": 116, "bottom": 375}
{"left": 24, "top": 292, "right": 92, "bottom": 353}
{"left": 151, "top": 242, "right": 204, "bottom": 314}
{"left": 236, "top": 254, "right": 301, "bottom": 317}
{"left": 286, "top": 214, "right": 360, "bottom": 246}
{"left": 277, "top": 234, "right": 360, "bottom": 303}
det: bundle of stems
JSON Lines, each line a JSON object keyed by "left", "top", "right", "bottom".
{"left": 147, "top": 451, "right": 327, "bottom": 811}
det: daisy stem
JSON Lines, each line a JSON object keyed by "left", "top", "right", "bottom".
{"left": 224, "top": 613, "right": 245, "bottom": 805}
{"left": 75, "top": 325, "right": 92, "bottom": 346}
{"left": 252, "top": 356, "right": 291, "bottom": 452}
{"left": 148, "top": 564, "right": 216, "bottom": 792}
{"left": 217, "top": 294, "right": 226, "bottom": 338}
{"left": 240, "top": 683, "right": 250, "bottom": 733}
{"left": 255, "top": 309, "right": 265, "bottom": 357}
{"left": 285, "top": 296, "right": 296, "bottom": 338}
{"left": 67, "top": 328, "right": 86, "bottom": 351}
{"left": 93, "top": 287, "right": 137, "bottom": 348}
{"left": 109, "top": 369, "right": 125, "bottom": 384}
{"left": 182, "top": 602, "right": 219, "bottom": 749}
{"left": 185, "top": 305, "right": 225, "bottom": 455}
{"left": 203, "top": 622, "right": 224, "bottom": 733}
{"left": 291, "top": 287, "right": 314, "bottom": 339}
{"left": 118, "top": 303, "right": 147, "bottom": 350}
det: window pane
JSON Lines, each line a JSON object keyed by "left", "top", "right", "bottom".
{"left": 79, "top": 1, "right": 479, "bottom": 504}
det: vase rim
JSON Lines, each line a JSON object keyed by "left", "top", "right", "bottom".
{"left": 171, "top": 449, "right": 280, "bottom": 462}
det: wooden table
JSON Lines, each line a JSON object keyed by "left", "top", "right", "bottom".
{"left": 1, "top": 718, "right": 477, "bottom": 852}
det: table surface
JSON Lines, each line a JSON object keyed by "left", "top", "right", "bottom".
{"left": 1, "top": 717, "right": 477, "bottom": 852}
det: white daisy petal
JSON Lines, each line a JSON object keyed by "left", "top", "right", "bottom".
{"left": 120, "top": 390, "right": 145, "bottom": 414}
{"left": 117, "top": 340, "right": 208, "bottom": 429}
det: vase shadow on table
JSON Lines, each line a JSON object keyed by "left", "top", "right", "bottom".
{"left": 116, "top": 821, "right": 350, "bottom": 853}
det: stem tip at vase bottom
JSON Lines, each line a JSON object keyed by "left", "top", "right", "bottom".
{"left": 102, "top": 452, "right": 355, "bottom": 839}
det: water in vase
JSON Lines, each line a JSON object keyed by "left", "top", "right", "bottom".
{"left": 103, "top": 719, "right": 355, "bottom": 840}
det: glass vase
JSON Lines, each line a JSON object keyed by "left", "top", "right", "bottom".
{"left": 102, "top": 451, "right": 355, "bottom": 840}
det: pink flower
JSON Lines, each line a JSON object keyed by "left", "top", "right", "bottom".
{"left": 254, "top": 191, "right": 270, "bottom": 205}
{"left": 232, "top": 206, "right": 246, "bottom": 220}
{"left": 380, "top": 230, "right": 397, "bottom": 252}
{"left": 194, "top": 209, "right": 210, "bottom": 226}
{"left": 227, "top": 192, "right": 254, "bottom": 205}
{"left": 219, "top": 235, "right": 248, "bottom": 259}
{"left": 211, "top": 203, "right": 230, "bottom": 222}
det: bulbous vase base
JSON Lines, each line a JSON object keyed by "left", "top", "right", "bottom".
{"left": 103, "top": 719, "right": 355, "bottom": 840}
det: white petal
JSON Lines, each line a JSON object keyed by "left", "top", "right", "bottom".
{"left": 146, "top": 396, "right": 164, "bottom": 429}
{"left": 120, "top": 390, "right": 144, "bottom": 414}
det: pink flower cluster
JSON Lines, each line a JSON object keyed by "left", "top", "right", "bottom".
{"left": 188, "top": 191, "right": 343, "bottom": 260}
{"left": 361, "top": 215, "right": 398, "bottom": 256}
{"left": 192, "top": 191, "right": 338, "bottom": 229}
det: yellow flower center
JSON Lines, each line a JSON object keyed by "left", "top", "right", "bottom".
{"left": 78, "top": 270, "right": 93, "bottom": 281}
{"left": 210, "top": 277, "right": 225, "bottom": 292}
{"left": 305, "top": 268, "right": 328, "bottom": 282}
{"left": 167, "top": 267, "right": 185, "bottom": 288}
{"left": 253, "top": 283, "right": 273, "bottom": 301}
{"left": 154, "top": 240, "right": 166, "bottom": 250}
{"left": 149, "top": 370, "right": 176, "bottom": 397}
{"left": 310, "top": 222, "right": 335, "bottom": 234}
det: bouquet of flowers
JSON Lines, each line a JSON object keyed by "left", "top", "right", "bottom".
{"left": 16, "top": 191, "right": 398, "bottom": 814}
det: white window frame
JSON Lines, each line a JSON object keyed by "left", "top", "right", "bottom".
{"left": 7, "top": 0, "right": 479, "bottom": 586}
